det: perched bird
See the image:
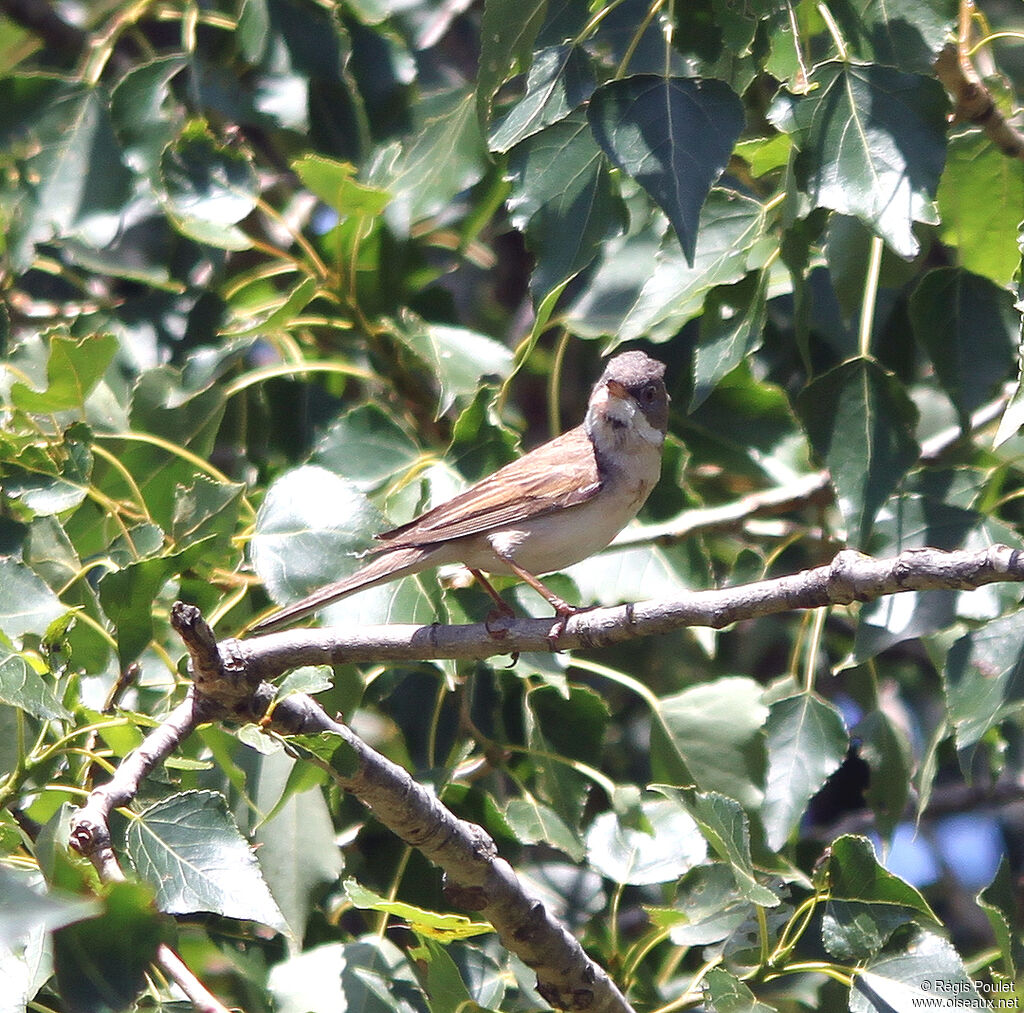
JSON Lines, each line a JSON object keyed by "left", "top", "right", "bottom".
{"left": 252, "top": 351, "right": 669, "bottom": 633}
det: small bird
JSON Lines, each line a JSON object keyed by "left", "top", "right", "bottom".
{"left": 252, "top": 351, "right": 669, "bottom": 634}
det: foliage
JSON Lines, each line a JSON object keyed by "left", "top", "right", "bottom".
{"left": 0, "top": 0, "right": 1023, "bottom": 1012}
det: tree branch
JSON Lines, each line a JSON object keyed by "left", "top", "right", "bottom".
{"left": 237, "top": 545, "right": 1024, "bottom": 675}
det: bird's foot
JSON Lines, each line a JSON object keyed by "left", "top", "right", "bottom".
{"left": 545, "top": 601, "right": 599, "bottom": 648}
{"left": 484, "top": 602, "right": 516, "bottom": 639}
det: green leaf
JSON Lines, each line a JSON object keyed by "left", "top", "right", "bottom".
{"left": 124, "top": 790, "right": 287, "bottom": 932}
{"left": 829, "top": 0, "right": 957, "bottom": 74}
{"left": 170, "top": 474, "right": 246, "bottom": 548}
{"left": 11, "top": 332, "right": 118, "bottom": 413}
{"left": 822, "top": 835, "right": 938, "bottom": 959}
{"left": 476, "top": 0, "right": 547, "bottom": 125}
{"left": 658, "top": 788, "right": 779, "bottom": 907}
{"left": 109, "top": 55, "right": 188, "bottom": 176}
{"left": 0, "top": 865, "right": 97, "bottom": 947}
{"left": 797, "top": 356, "right": 919, "bottom": 546}
{"left": 762, "top": 693, "right": 848, "bottom": 850}
{"left": 504, "top": 797, "right": 584, "bottom": 861}
{"left": 251, "top": 464, "right": 385, "bottom": 607}
{"left": 649, "top": 864, "right": 751, "bottom": 945}
{"left": 159, "top": 126, "right": 258, "bottom": 247}
{"left": 789, "top": 63, "right": 947, "bottom": 256}
{"left": 0, "top": 557, "right": 65, "bottom": 643}
{"left": 0, "top": 642, "right": 71, "bottom": 720}
{"left": 97, "top": 539, "right": 212, "bottom": 666}
{"left": 312, "top": 404, "right": 422, "bottom": 492}
{"left": 855, "top": 710, "right": 913, "bottom": 840}
{"left": 693, "top": 271, "right": 769, "bottom": 409}
{"left": 369, "top": 89, "right": 486, "bottom": 227}
{"left": 703, "top": 967, "right": 777, "bottom": 1013}
{"left": 346, "top": 880, "right": 490, "bottom": 940}
{"left": 937, "top": 129, "right": 1024, "bottom": 286}
{"left": 616, "top": 190, "right": 768, "bottom": 343}
{"left": 588, "top": 75, "right": 745, "bottom": 264}
{"left": 850, "top": 927, "right": 985, "bottom": 1013}
{"left": 3, "top": 426, "right": 93, "bottom": 516}
{"left": 290, "top": 730, "right": 361, "bottom": 779}
{"left": 507, "top": 110, "right": 625, "bottom": 297}
{"left": 910, "top": 267, "right": 1019, "bottom": 429}
{"left": 395, "top": 320, "right": 515, "bottom": 417}
{"left": 976, "top": 857, "right": 1023, "bottom": 979}
{"left": 585, "top": 799, "right": 706, "bottom": 885}
{"left": 944, "top": 610, "right": 1024, "bottom": 750}
{"left": 13, "top": 84, "right": 135, "bottom": 262}
{"left": 489, "top": 45, "right": 595, "bottom": 152}
{"left": 53, "top": 880, "right": 172, "bottom": 1013}
{"left": 527, "top": 685, "right": 608, "bottom": 825}
{"left": 653, "top": 676, "right": 767, "bottom": 809}
{"left": 293, "top": 154, "right": 391, "bottom": 217}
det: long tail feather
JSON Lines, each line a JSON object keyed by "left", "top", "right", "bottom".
{"left": 250, "top": 546, "right": 434, "bottom": 633}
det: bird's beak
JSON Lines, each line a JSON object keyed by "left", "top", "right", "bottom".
{"left": 605, "top": 378, "right": 629, "bottom": 400}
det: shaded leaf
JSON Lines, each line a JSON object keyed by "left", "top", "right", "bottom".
{"left": 976, "top": 857, "right": 1023, "bottom": 979}
{"left": 53, "top": 881, "right": 171, "bottom": 1013}
{"left": 477, "top": 0, "right": 547, "bottom": 125}
{"left": 489, "top": 45, "right": 595, "bottom": 152}
{"left": 830, "top": 0, "right": 957, "bottom": 74}
{"left": 504, "top": 797, "right": 584, "bottom": 861}
{"left": 910, "top": 267, "right": 1018, "bottom": 429}
{"left": 789, "top": 63, "right": 947, "bottom": 256}
{"left": 11, "top": 333, "right": 118, "bottom": 414}
{"left": 0, "top": 643, "right": 71, "bottom": 721}
{"left": 944, "top": 610, "right": 1024, "bottom": 750}
{"left": 0, "top": 865, "right": 97, "bottom": 947}
{"left": 762, "top": 693, "right": 848, "bottom": 850}
{"left": 797, "top": 356, "right": 919, "bottom": 546}
{"left": 648, "top": 864, "right": 751, "bottom": 945}
{"left": 703, "top": 967, "right": 777, "bottom": 1013}
{"left": 125, "top": 790, "right": 287, "bottom": 932}
{"left": 109, "top": 55, "right": 188, "bottom": 175}
{"left": 588, "top": 75, "right": 745, "bottom": 264}
{"left": 653, "top": 676, "right": 767, "bottom": 809}
{"left": 0, "top": 557, "right": 65, "bottom": 643}
{"left": 507, "top": 110, "right": 625, "bottom": 297}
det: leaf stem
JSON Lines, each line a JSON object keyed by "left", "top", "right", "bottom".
{"left": 858, "top": 235, "right": 884, "bottom": 358}
{"left": 816, "top": 2, "right": 849, "bottom": 62}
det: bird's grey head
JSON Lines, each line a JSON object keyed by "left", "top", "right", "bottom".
{"left": 598, "top": 351, "right": 670, "bottom": 436}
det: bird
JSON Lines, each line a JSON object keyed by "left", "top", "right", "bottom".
{"left": 251, "top": 350, "right": 670, "bottom": 634}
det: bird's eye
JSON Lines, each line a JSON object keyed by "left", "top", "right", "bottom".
{"left": 642, "top": 383, "right": 657, "bottom": 402}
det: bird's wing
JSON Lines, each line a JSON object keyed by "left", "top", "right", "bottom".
{"left": 374, "top": 425, "right": 601, "bottom": 549}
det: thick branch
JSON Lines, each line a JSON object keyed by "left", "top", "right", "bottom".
{"left": 237, "top": 545, "right": 1024, "bottom": 675}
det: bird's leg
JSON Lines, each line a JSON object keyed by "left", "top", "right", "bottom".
{"left": 468, "top": 568, "right": 516, "bottom": 637}
{"left": 494, "top": 556, "right": 581, "bottom": 645}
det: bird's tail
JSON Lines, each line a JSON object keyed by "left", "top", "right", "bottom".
{"left": 249, "top": 546, "right": 433, "bottom": 633}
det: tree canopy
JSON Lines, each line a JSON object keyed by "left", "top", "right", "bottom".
{"left": 0, "top": 0, "right": 1023, "bottom": 1011}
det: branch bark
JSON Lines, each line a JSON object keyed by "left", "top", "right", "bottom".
{"left": 236, "top": 544, "right": 1024, "bottom": 676}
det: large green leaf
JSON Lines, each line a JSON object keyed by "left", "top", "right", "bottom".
{"left": 0, "top": 557, "right": 65, "bottom": 643}
{"left": 652, "top": 676, "right": 767, "bottom": 809}
{"left": 506, "top": 110, "right": 625, "bottom": 297}
{"left": 937, "top": 129, "right": 1024, "bottom": 286}
{"left": 797, "top": 356, "right": 919, "bottom": 547}
{"left": 585, "top": 798, "right": 706, "bottom": 885}
{"left": 588, "top": 75, "right": 745, "bottom": 264}
{"left": 109, "top": 55, "right": 188, "bottom": 176}
{"left": 526, "top": 685, "right": 608, "bottom": 825}
{"left": 648, "top": 864, "right": 751, "bottom": 945}
{"left": 11, "top": 83, "right": 135, "bottom": 265}
{"left": 251, "top": 464, "right": 385, "bottom": 606}
{"left": 851, "top": 927, "right": 985, "bottom": 1013}
{"left": 124, "top": 790, "right": 287, "bottom": 932}
{"left": 788, "top": 62, "right": 947, "bottom": 256}
{"left": 489, "top": 45, "right": 595, "bottom": 152}
{"left": 610, "top": 189, "right": 765, "bottom": 344}
{"left": 476, "top": 0, "right": 547, "bottom": 125}
{"left": 910, "top": 267, "right": 1019, "bottom": 429}
{"left": 829, "top": 0, "right": 957, "bottom": 74}
{"left": 0, "top": 642, "right": 71, "bottom": 721}
{"left": 53, "top": 881, "right": 172, "bottom": 1013}
{"left": 944, "top": 610, "right": 1024, "bottom": 750}
{"left": 761, "top": 693, "right": 848, "bottom": 850}
{"left": 0, "top": 864, "right": 97, "bottom": 947}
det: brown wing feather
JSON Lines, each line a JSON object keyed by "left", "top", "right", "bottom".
{"left": 374, "top": 425, "right": 601, "bottom": 550}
